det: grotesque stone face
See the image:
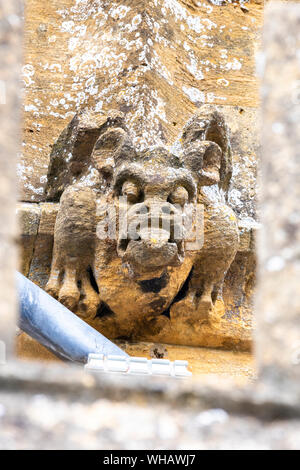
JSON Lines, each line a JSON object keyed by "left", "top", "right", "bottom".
{"left": 113, "top": 149, "right": 196, "bottom": 273}
{"left": 44, "top": 107, "right": 240, "bottom": 345}
{"left": 88, "top": 112, "right": 224, "bottom": 277}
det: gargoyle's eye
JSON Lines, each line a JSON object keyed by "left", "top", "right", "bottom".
{"left": 168, "top": 186, "right": 189, "bottom": 206}
{"left": 121, "top": 181, "right": 140, "bottom": 203}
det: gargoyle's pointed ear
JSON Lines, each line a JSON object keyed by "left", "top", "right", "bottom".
{"left": 181, "top": 106, "right": 232, "bottom": 190}
{"left": 182, "top": 140, "right": 222, "bottom": 186}
{"left": 92, "top": 111, "right": 136, "bottom": 178}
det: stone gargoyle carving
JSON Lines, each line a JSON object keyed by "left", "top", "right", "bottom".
{"left": 45, "top": 107, "right": 239, "bottom": 340}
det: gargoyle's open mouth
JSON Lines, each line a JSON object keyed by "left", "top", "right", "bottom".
{"left": 117, "top": 233, "right": 185, "bottom": 269}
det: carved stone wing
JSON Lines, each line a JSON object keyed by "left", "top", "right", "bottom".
{"left": 180, "top": 105, "right": 232, "bottom": 192}
{"left": 45, "top": 109, "right": 121, "bottom": 200}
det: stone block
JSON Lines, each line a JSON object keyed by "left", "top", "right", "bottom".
{"left": 28, "top": 203, "right": 58, "bottom": 288}
{"left": 17, "top": 202, "right": 41, "bottom": 276}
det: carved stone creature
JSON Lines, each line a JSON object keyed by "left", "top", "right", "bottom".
{"left": 45, "top": 107, "right": 239, "bottom": 340}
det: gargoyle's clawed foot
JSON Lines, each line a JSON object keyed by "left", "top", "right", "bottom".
{"left": 170, "top": 293, "right": 198, "bottom": 322}
{"left": 45, "top": 269, "right": 60, "bottom": 300}
{"left": 77, "top": 275, "right": 100, "bottom": 319}
{"left": 46, "top": 267, "right": 100, "bottom": 318}
{"left": 170, "top": 291, "right": 213, "bottom": 325}
{"left": 57, "top": 268, "right": 80, "bottom": 311}
{"left": 197, "top": 294, "right": 213, "bottom": 316}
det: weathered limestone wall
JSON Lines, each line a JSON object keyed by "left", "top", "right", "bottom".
{"left": 0, "top": 1, "right": 22, "bottom": 356}
{"left": 20, "top": 0, "right": 263, "bottom": 208}
{"left": 256, "top": 1, "right": 300, "bottom": 384}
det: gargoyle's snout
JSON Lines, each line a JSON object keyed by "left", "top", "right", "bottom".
{"left": 117, "top": 201, "right": 185, "bottom": 269}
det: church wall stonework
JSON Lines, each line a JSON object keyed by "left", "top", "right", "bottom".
{"left": 20, "top": 0, "right": 262, "bottom": 207}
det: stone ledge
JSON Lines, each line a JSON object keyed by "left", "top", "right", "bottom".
{"left": 0, "top": 360, "right": 300, "bottom": 421}
{"left": 17, "top": 203, "right": 40, "bottom": 276}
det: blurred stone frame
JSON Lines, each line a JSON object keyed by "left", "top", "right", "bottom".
{"left": 1, "top": 1, "right": 300, "bottom": 424}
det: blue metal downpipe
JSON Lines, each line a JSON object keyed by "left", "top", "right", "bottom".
{"left": 16, "top": 272, "right": 128, "bottom": 363}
